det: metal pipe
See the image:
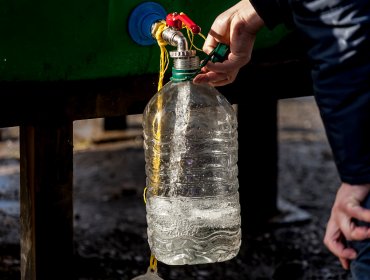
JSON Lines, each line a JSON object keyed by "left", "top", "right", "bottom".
{"left": 159, "top": 28, "right": 189, "bottom": 52}
{"left": 151, "top": 22, "right": 199, "bottom": 71}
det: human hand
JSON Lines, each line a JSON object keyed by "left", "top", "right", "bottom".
{"left": 192, "top": 0, "right": 264, "bottom": 86}
{"left": 324, "top": 182, "right": 370, "bottom": 269}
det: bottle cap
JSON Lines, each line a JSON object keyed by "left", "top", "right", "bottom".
{"left": 171, "top": 68, "right": 198, "bottom": 82}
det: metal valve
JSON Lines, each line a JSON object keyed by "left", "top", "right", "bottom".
{"left": 165, "top": 12, "right": 201, "bottom": 34}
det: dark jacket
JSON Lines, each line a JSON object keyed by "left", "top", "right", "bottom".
{"left": 250, "top": 0, "right": 370, "bottom": 185}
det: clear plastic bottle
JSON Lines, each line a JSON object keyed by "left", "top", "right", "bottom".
{"left": 143, "top": 49, "right": 241, "bottom": 265}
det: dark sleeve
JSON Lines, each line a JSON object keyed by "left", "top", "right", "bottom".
{"left": 291, "top": 0, "right": 370, "bottom": 184}
{"left": 249, "top": 0, "right": 294, "bottom": 29}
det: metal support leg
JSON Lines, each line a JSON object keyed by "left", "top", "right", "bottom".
{"left": 19, "top": 121, "right": 74, "bottom": 280}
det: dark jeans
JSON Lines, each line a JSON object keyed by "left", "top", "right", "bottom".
{"left": 349, "top": 194, "right": 370, "bottom": 280}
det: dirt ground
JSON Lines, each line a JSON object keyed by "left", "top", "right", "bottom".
{"left": 0, "top": 97, "right": 353, "bottom": 279}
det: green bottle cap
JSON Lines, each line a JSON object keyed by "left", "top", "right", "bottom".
{"left": 171, "top": 67, "right": 198, "bottom": 82}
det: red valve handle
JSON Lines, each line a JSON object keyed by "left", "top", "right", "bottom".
{"left": 166, "top": 13, "right": 182, "bottom": 30}
{"left": 165, "top": 12, "right": 201, "bottom": 34}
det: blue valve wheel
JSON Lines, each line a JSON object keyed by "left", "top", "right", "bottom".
{"left": 128, "top": 2, "right": 167, "bottom": 46}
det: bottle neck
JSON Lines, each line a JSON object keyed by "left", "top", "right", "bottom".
{"left": 170, "top": 55, "right": 199, "bottom": 82}
{"left": 171, "top": 67, "right": 198, "bottom": 82}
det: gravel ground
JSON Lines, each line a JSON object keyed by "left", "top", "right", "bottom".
{"left": 0, "top": 97, "right": 352, "bottom": 279}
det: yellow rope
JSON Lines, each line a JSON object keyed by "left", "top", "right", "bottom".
{"left": 149, "top": 254, "right": 158, "bottom": 272}
{"left": 152, "top": 20, "right": 169, "bottom": 91}
{"left": 151, "top": 22, "right": 167, "bottom": 195}
{"left": 185, "top": 27, "right": 204, "bottom": 52}
{"left": 143, "top": 21, "right": 168, "bottom": 205}
{"left": 198, "top": 32, "right": 207, "bottom": 40}
{"left": 143, "top": 187, "right": 148, "bottom": 204}
{"left": 142, "top": 22, "right": 169, "bottom": 274}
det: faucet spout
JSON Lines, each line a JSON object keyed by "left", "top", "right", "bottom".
{"left": 160, "top": 28, "right": 189, "bottom": 52}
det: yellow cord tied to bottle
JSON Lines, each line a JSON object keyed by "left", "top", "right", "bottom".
{"left": 143, "top": 187, "right": 158, "bottom": 277}
{"left": 141, "top": 20, "right": 170, "bottom": 202}
{"left": 152, "top": 20, "right": 169, "bottom": 91}
{"left": 149, "top": 254, "right": 158, "bottom": 272}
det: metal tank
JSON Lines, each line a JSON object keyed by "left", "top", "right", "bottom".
{"left": 0, "top": 0, "right": 289, "bottom": 81}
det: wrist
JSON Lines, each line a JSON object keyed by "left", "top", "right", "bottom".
{"left": 238, "top": 0, "right": 265, "bottom": 34}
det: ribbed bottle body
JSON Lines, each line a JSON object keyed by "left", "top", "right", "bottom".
{"left": 143, "top": 81, "right": 241, "bottom": 265}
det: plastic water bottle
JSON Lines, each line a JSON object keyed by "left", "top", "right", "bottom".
{"left": 143, "top": 48, "right": 241, "bottom": 265}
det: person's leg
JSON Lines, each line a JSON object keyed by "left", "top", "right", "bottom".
{"left": 349, "top": 194, "right": 370, "bottom": 280}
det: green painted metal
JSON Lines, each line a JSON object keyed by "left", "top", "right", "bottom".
{"left": 0, "top": 0, "right": 289, "bottom": 81}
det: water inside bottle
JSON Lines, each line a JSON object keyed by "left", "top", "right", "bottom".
{"left": 146, "top": 193, "right": 241, "bottom": 265}
{"left": 144, "top": 81, "right": 241, "bottom": 265}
